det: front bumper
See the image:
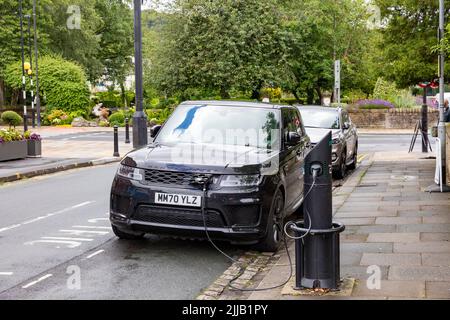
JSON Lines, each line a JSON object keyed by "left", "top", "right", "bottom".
{"left": 110, "top": 175, "right": 275, "bottom": 244}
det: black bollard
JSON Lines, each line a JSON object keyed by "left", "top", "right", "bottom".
{"left": 113, "top": 125, "right": 120, "bottom": 157}
{"left": 31, "top": 108, "right": 35, "bottom": 128}
{"left": 23, "top": 114, "right": 28, "bottom": 132}
{"left": 289, "top": 131, "right": 345, "bottom": 290}
{"left": 125, "top": 117, "right": 130, "bottom": 144}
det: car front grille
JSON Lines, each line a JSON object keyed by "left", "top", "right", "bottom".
{"left": 144, "top": 169, "right": 211, "bottom": 186}
{"left": 133, "top": 205, "right": 226, "bottom": 228}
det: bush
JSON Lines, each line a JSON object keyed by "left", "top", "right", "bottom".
{"left": 1, "top": 111, "right": 22, "bottom": 128}
{"left": 392, "top": 90, "right": 418, "bottom": 109}
{"left": 0, "top": 128, "right": 24, "bottom": 143}
{"left": 4, "top": 56, "right": 90, "bottom": 115}
{"left": 108, "top": 112, "right": 125, "bottom": 127}
{"left": 44, "top": 109, "right": 70, "bottom": 126}
{"left": 355, "top": 99, "right": 394, "bottom": 110}
{"left": 45, "top": 81, "right": 90, "bottom": 114}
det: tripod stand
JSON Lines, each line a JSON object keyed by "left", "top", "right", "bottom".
{"left": 409, "top": 120, "right": 433, "bottom": 153}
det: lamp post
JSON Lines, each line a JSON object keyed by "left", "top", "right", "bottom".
{"left": 19, "top": 0, "right": 28, "bottom": 132}
{"left": 32, "top": 0, "right": 41, "bottom": 127}
{"left": 438, "top": 0, "right": 446, "bottom": 184}
{"left": 132, "top": 0, "right": 148, "bottom": 148}
{"left": 24, "top": 14, "right": 35, "bottom": 128}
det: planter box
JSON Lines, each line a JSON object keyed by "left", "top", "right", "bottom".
{"left": 0, "top": 140, "right": 27, "bottom": 161}
{"left": 27, "top": 140, "right": 42, "bottom": 157}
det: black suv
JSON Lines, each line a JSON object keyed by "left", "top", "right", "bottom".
{"left": 110, "top": 101, "right": 311, "bottom": 251}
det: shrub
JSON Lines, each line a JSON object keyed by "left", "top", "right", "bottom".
{"left": 260, "top": 87, "right": 282, "bottom": 100}
{"left": 0, "top": 128, "right": 24, "bottom": 143}
{"left": 44, "top": 109, "right": 70, "bottom": 126}
{"left": 373, "top": 78, "right": 400, "bottom": 102}
{"left": 1, "top": 111, "right": 22, "bottom": 128}
{"left": 4, "top": 56, "right": 90, "bottom": 115}
{"left": 108, "top": 112, "right": 125, "bottom": 127}
{"left": 24, "top": 131, "right": 42, "bottom": 141}
{"left": 355, "top": 99, "right": 394, "bottom": 110}
{"left": 392, "top": 90, "right": 418, "bottom": 109}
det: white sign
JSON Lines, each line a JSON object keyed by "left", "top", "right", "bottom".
{"left": 434, "top": 138, "right": 443, "bottom": 192}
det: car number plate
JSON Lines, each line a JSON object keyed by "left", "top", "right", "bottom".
{"left": 154, "top": 192, "right": 202, "bottom": 207}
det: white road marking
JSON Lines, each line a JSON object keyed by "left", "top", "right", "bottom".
{"left": 0, "top": 224, "right": 21, "bottom": 233}
{"left": 0, "top": 272, "right": 13, "bottom": 276}
{"left": 88, "top": 217, "right": 109, "bottom": 223}
{"left": 42, "top": 237, "right": 94, "bottom": 242}
{"left": 59, "top": 229, "right": 110, "bottom": 235}
{"left": 0, "top": 201, "right": 94, "bottom": 234}
{"left": 22, "top": 274, "right": 53, "bottom": 289}
{"left": 72, "top": 225, "right": 111, "bottom": 230}
{"left": 24, "top": 240, "right": 83, "bottom": 248}
{"left": 86, "top": 249, "right": 105, "bottom": 259}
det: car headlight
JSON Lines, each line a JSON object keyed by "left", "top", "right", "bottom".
{"left": 219, "top": 174, "right": 262, "bottom": 187}
{"left": 117, "top": 164, "right": 144, "bottom": 181}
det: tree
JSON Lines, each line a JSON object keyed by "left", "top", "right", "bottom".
{"left": 0, "top": 0, "right": 53, "bottom": 107}
{"left": 42, "top": 0, "right": 103, "bottom": 82}
{"left": 150, "top": 0, "right": 288, "bottom": 99}
{"left": 375, "top": 0, "right": 450, "bottom": 88}
{"left": 279, "top": 0, "right": 374, "bottom": 104}
{"left": 95, "top": 0, "right": 134, "bottom": 104}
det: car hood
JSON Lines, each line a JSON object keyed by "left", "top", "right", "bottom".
{"left": 121, "top": 142, "right": 279, "bottom": 175}
{"left": 304, "top": 128, "right": 340, "bottom": 144}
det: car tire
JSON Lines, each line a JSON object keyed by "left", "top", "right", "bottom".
{"left": 334, "top": 151, "right": 347, "bottom": 179}
{"left": 347, "top": 143, "right": 358, "bottom": 170}
{"left": 112, "top": 225, "right": 145, "bottom": 240}
{"left": 254, "top": 189, "right": 284, "bottom": 252}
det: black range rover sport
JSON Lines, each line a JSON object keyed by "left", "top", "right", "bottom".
{"left": 110, "top": 101, "right": 311, "bottom": 251}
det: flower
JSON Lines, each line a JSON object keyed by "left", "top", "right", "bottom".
{"left": 30, "top": 133, "right": 41, "bottom": 141}
{"left": 356, "top": 99, "right": 395, "bottom": 109}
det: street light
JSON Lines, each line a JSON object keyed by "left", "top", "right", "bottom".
{"left": 32, "top": 0, "right": 41, "bottom": 127}
{"left": 19, "top": 0, "right": 28, "bottom": 132}
{"left": 438, "top": 0, "right": 447, "bottom": 185}
{"left": 24, "top": 14, "right": 35, "bottom": 128}
{"left": 132, "top": 0, "right": 148, "bottom": 148}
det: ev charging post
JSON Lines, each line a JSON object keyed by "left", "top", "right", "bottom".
{"left": 289, "top": 132, "right": 345, "bottom": 290}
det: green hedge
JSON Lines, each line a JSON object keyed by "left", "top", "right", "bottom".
{"left": 1, "top": 111, "right": 22, "bottom": 128}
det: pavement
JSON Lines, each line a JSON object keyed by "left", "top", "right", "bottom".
{"left": 0, "top": 126, "right": 134, "bottom": 183}
{"left": 197, "top": 149, "right": 450, "bottom": 300}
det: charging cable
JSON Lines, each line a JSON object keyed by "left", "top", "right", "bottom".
{"left": 198, "top": 167, "right": 320, "bottom": 292}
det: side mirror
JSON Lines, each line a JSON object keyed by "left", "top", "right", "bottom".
{"left": 150, "top": 125, "right": 162, "bottom": 138}
{"left": 286, "top": 132, "right": 301, "bottom": 147}
{"left": 342, "top": 123, "right": 350, "bottom": 130}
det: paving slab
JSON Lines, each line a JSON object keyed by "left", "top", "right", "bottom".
{"left": 360, "top": 253, "right": 421, "bottom": 266}
{"left": 394, "top": 242, "right": 450, "bottom": 253}
{"left": 352, "top": 280, "right": 425, "bottom": 298}
{"left": 421, "top": 253, "right": 450, "bottom": 267}
{"left": 375, "top": 217, "right": 422, "bottom": 225}
{"left": 420, "top": 233, "right": 450, "bottom": 241}
{"left": 397, "top": 224, "right": 450, "bottom": 233}
{"left": 389, "top": 266, "right": 450, "bottom": 281}
{"left": 425, "top": 281, "right": 450, "bottom": 299}
{"left": 367, "top": 232, "right": 420, "bottom": 243}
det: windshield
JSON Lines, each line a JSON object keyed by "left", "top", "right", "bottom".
{"left": 298, "top": 109, "right": 340, "bottom": 129}
{"left": 155, "top": 105, "right": 281, "bottom": 149}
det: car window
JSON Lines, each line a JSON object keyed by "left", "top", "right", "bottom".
{"left": 342, "top": 111, "right": 350, "bottom": 127}
{"left": 299, "top": 108, "right": 340, "bottom": 129}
